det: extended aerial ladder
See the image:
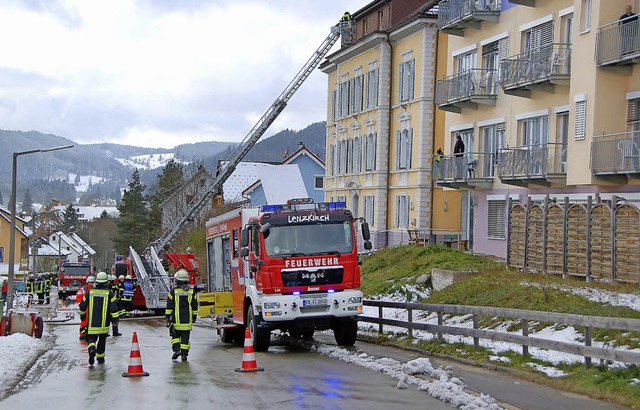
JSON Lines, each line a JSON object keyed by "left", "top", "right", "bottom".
{"left": 130, "top": 23, "right": 343, "bottom": 309}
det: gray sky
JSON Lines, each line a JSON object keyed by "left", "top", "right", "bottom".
{"left": 0, "top": 0, "right": 366, "bottom": 148}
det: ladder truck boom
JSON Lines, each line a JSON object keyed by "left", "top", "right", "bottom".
{"left": 152, "top": 24, "right": 341, "bottom": 253}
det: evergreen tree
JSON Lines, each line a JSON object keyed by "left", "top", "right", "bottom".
{"left": 21, "top": 189, "right": 34, "bottom": 213}
{"left": 61, "top": 203, "right": 80, "bottom": 232}
{"left": 100, "top": 210, "right": 109, "bottom": 219}
{"left": 148, "top": 159, "right": 185, "bottom": 237}
{"left": 114, "top": 169, "right": 150, "bottom": 254}
{"left": 74, "top": 173, "right": 81, "bottom": 186}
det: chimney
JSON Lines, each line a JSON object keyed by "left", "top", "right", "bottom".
{"left": 298, "top": 141, "right": 304, "bottom": 150}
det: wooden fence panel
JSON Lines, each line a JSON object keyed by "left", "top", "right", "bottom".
{"left": 545, "top": 204, "right": 564, "bottom": 275}
{"left": 590, "top": 204, "right": 612, "bottom": 280}
{"left": 566, "top": 204, "right": 588, "bottom": 278}
{"left": 526, "top": 205, "right": 544, "bottom": 273}
{"left": 509, "top": 205, "right": 526, "bottom": 268}
{"left": 615, "top": 205, "right": 640, "bottom": 282}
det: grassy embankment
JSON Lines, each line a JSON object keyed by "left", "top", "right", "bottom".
{"left": 359, "top": 245, "right": 640, "bottom": 409}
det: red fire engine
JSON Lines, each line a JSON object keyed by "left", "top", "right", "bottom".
{"left": 205, "top": 199, "right": 371, "bottom": 351}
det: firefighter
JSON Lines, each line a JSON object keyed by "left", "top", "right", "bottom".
{"left": 36, "top": 274, "right": 45, "bottom": 305}
{"left": 76, "top": 275, "right": 95, "bottom": 340}
{"left": 165, "top": 269, "right": 198, "bottom": 361}
{"left": 117, "top": 275, "right": 125, "bottom": 317}
{"left": 43, "top": 273, "right": 52, "bottom": 305}
{"left": 26, "top": 273, "right": 36, "bottom": 304}
{"left": 109, "top": 275, "right": 122, "bottom": 336}
{"left": 121, "top": 275, "right": 135, "bottom": 317}
{"left": 78, "top": 271, "right": 118, "bottom": 366}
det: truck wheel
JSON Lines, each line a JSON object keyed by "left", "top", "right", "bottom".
{"left": 217, "top": 317, "right": 235, "bottom": 343}
{"left": 333, "top": 320, "right": 357, "bottom": 346}
{"left": 247, "top": 307, "right": 270, "bottom": 352}
{"left": 302, "top": 330, "right": 314, "bottom": 340}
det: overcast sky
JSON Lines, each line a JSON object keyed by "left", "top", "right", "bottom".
{"left": 0, "top": 0, "right": 366, "bottom": 148}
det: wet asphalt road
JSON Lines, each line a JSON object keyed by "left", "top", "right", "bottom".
{"left": 2, "top": 315, "right": 454, "bottom": 410}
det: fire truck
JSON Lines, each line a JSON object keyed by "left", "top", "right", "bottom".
{"left": 205, "top": 199, "right": 371, "bottom": 351}
{"left": 126, "top": 21, "right": 345, "bottom": 315}
{"left": 58, "top": 260, "right": 92, "bottom": 300}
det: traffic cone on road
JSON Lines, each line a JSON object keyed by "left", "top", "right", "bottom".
{"left": 122, "top": 332, "right": 150, "bottom": 377}
{"left": 235, "top": 327, "right": 264, "bottom": 373}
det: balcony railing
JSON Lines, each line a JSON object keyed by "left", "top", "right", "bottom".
{"left": 500, "top": 44, "right": 571, "bottom": 94}
{"left": 340, "top": 21, "right": 356, "bottom": 46}
{"left": 438, "top": 0, "right": 501, "bottom": 35}
{"left": 596, "top": 19, "right": 640, "bottom": 66}
{"left": 591, "top": 132, "right": 640, "bottom": 174}
{"left": 435, "top": 69, "right": 497, "bottom": 111}
{"left": 498, "top": 143, "right": 567, "bottom": 181}
{"left": 433, "top": 152, "right": 495, "bottom": 183}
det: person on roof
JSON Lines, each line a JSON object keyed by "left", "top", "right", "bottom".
{"left": 79, "top": 272, "right": 118, "bottom": 366}
{"left": 166, "top": 269, "right": 198, "bottom": 361}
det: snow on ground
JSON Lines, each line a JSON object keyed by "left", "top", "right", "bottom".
{"left": 315, "top": 345, "right": 501, "bottom": 410}
{"left": 522, "top": 282, "right": 640, "bottom": 312}
{"left": 0, "top": 333, "right": 47, "bottom": 398}
{"left": 115, "top": 153, "right": 185, "bottom": 170}
{"left": 360, "top": 284, "right": 640, "bottom": 371}
{"left": 525, "top": 363, "right": 568, "bottom": 378}
{"left": 67, "top": 173, "right": 105, "bottom": 193}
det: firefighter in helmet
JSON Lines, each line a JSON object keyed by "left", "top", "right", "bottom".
{"left": 108, "top": 274, "right": 122, "bottom": 337}
{"left": 165, "top": 269, "right": 198, "bottom": 361}
{"left": 78, "top": 272, "right": 118, "bottom": 365}
{"left": 117, "top": 275, "right": 125, "bottom": 317}
{"left": 36, "top": 274, "right": 45, "bottom": 305}
{"left": 76, "top": 275, "right": 95, "bottom": 340}
{"left": 26, "top": 273, "right": 36, "bottom": 304}
{"left": 43, "top": 273, "right": 52, "bottom": 305}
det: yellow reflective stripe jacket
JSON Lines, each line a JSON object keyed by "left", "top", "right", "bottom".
{"left": 79, "top": 287, "right": 118, "bottom": 335}
{"left": 166, "top": 287, "right": 198, "bottom": 331}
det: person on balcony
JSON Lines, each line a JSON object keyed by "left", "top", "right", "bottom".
{"left": 620, "top": 5, "right": 638, "bottom": 56}
{"left": 454, "top": 136, "right": 465, "bottom": 179}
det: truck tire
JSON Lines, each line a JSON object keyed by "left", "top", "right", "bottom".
{"left": 247, "top": 307, "right": 270, "bottom": 352}
{"left": 333, "top": 320, "right": 357, "bottom": 346}
{"left": 217, "top": 316, "right": 235, "bottom": 343}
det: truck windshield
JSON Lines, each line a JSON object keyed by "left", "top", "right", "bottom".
{"left": 62, "top": 266, "right": 89, "bottom": 275}
{"left": 264, "top": 222, "right": 353, "bottom": 257}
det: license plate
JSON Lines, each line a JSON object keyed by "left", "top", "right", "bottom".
{"left": 303, "top": 298, "right": 328, "bottom": 307}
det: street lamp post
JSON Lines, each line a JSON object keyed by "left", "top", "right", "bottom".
{"left": 31, "top": 210, "right": 37, "bottom": 278}
{"left": 6, "top": 145, "right": 74, "bottom": 310}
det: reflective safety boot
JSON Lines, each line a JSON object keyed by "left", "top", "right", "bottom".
{"left": 172, "top": 351, "right": 180, "bottom": 360}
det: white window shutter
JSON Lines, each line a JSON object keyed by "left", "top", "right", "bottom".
{"left": 407, "top": 128, "right": 413, "bottom": 168}
{"left": 574, "top": 100, "right": 586, "bottom": 140}
{"left": 396, "top": 131, "right": 401, "bottom": 169}
{"left": 399, "top": 63, "right": 404, "bottom": 102}
{"left": 409, "top": 59, "right": 415, "bottom": 100}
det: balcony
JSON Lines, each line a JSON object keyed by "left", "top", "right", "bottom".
{"left": 497, "top": 143, "right": 567, "bottom": 186}
{"left": 591, "top": 132, "right": 640, "bottom": 175}
{"left": 435, "top": 69, "right": 497, "bottom": 113}
{"left": 596, "top": 19, "right": 640, "bottom": 68}
{"left": 438, "top": 0, "right": 501, "bottom": 37}
{"left": 433, "top": 152, "right": 495, "bottom": 189}
{"left": 500, "top": 44, "right": 571, "bottom": 98}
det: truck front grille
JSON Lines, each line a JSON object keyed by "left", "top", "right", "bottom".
{"left": 281, "top": 268, "right": 344, "bottom": 288}
{"left": 300, "top": 306, "right": 330, "bottom": 314}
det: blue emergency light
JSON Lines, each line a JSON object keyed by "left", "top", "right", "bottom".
{"left": 261, "top": 204, "right": 283, "bottom": 212}
{"left": 328, "top": 201, "right": 347, "bottom": 210}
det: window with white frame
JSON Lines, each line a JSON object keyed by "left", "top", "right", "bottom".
{"left": 329, "top": 144, "right": 336, "bottom": 175}
{"left": 487, "top": 199, "right": 506, "bottom": 240}
{"left": 364, "top": 195, "right": 375, "bottom": 225}
{"left": 0, "top": 246, "right": 4, "bottom": 262}
{"left": 519, "top": 115, "right": 549, "bottom": 146}
{"left": 574, "top": 99, "right": 586, "bottom": 140}
{"left": 339, "top": 139, "right": 348, "bottom": 174}
{"left": 352, "top": 68, "right": 364, "bottom": 114}
{"left": 339, "top": 75, "right": 349, "bottom": 118}
{"left": 396, "top": 129, "right": 413, "bottom": 169}
{"left": 454, "top": 49, "right": 477, "bottom": 74}
{"left": 396, "top": 195, "right": 410, "bottom": 228}
{"left": 331, "top": 87, "right": 337, "bottom": 122}
{"left": 522, "top": 21, "right": 553, "bottom": 53}
{"left": 399, "top": 53, "right": 415, "bottom": 102}
{"left": 337, "top": 195, "right": 346, "bottom": 202}
{"left": 556, "top": 111, "right": 569, "bottom": 172}
{"left": 353, "top": 135, "right": 362, "bottom": 172}
{"left": 480, "top": 123, "right": 505, "bottom": 176}
{"left": 364, "top": 132, "right": 376, "bottom": 171}
{"left": 366, "top": 62, "right": 379, "bottom": 109}
{"left": 627, "top": 98, "right": 640, "bottom": 132}
{"left": 481, "top": 38, "right": 507, "bottom": 88}
{"left": 580, "top": 0, "right": 591, "bottom": 32}
{"left": 347, "top": 139, "right": 354, "bottom": 174}
{"left": 314, "top": 175, "right": 324, "bottom": 189}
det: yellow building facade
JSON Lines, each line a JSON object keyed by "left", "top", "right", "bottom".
{"left": 322, "top": 0, "right": 462, "bottom": 248}
{"left": 0, "top": 207, "right": 29, "bottom": 274}
{"left": 436, "top": 0, "right": 640, "bottom": 259}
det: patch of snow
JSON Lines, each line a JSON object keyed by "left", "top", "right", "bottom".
{"left": 0, "top": 333, "right": 46, "bottom": 397}
{"left": 521, "top": 282, "right": 640, "bottom": 312}
{"left": 489, "top": 356, "right": 511, "bottom": 364}
{"left": 115, "top": 153, "right": 186, "bottom": 170}
{"left": 315, "top": 345, "right": 501, "bottom": 410}
{"left": 630, "top": 378, "right": 640, "bottom": 385}
{"left": 67, "top": 173, "right": 106, "bottom": 193}
{"left": 526, "top": 363, "right": 568, "bottom": 378}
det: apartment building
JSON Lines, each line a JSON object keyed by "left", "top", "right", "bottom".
{"left": 322, "top": 0, "right": 462, "bottom": 248}
{"left": 435, "top": 0, "right": 640, "bottom": 266}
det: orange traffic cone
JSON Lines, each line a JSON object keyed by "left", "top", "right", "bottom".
{"left": 235, "top": 327, "right": 264, "bottom": 373}
{"left": 122, "top": 332, "right": 150, "bottom": 377}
